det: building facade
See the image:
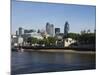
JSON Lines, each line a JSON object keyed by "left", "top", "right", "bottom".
{"left": 19, "top": 27, "right": 23, "bottom": 36}
{"left": 64, "top": 21, "right": 69, "bottom": 38}
{"left": 55, "top": 28, "right": 60, "bottom": 35}
{"left": 46, "top": 22, "right": 54, "bottom": 37}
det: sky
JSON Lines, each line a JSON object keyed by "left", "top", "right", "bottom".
{"left": 11, "top": 0, "right": 96, "bottom": 34}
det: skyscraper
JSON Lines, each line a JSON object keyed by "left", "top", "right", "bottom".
{"left": 46, "top": 22, "right": 50, "bottom": 34}
{"left": 16, "top": 31, "right": 18, "bottom": 36}
{"left": 46, "top": 22, "right": 54, "bottom": 37}
{"left": 55, "top": 28, "right": 60, "bottom": 35}
{"left": 19, "top": 27, "right": 22, "bottom": 36}
{"left": 50, "top": 24, "right": 54, "bottom": 37}
{"left": 64, "top": 21, "right": 69, "bottom": 38}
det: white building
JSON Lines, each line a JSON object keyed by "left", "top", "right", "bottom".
{"left": 11, "top": 35, "right": 18, "bottom": 46}
{"left": 18, "top": 36, "right": 23, "bottom": 46}
{"left": 11, "top": 34, "right": 24, "bottom": 47}
{"left": 24, "top": 32, "right": 43, "bottom": 40}
{"left": 64, "top": 38, "right": 76, "bottom": 47}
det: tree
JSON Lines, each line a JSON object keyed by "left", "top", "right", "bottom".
{"left": 42, "top": 37, "right": 57, "bottom": 46}
{"left": 68, "top": 33, "right": 80, "bottom": 40}
{"left": 32, "top": 37, "right": 38, "bottom": 44}
{"left": 27, "top": 37, "right": 39, "bottom": 46}
{"left": 47, "top": 37, "right": 56, "bottom": 45}
{"left": 79, "top": 33, "right": 95, "bottom": 44}
{"left": 27, "top": 37, "right": 33, "bottom": 45}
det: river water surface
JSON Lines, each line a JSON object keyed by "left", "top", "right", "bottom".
{"left": 11, "top": 50, "right": 95, "bottom": 75}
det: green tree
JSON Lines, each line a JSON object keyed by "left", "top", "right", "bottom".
{"left": 37, "top": 39, "right": 45, "bottom": 45}
{"left": 79, "top": 33, "right": 95, "bottom": 44}
{"left": 32, "top": 37, "right": 38, "bottom": 44}
{"left": 68, "top": 33, "right": 80, "bottom": 40}
{"left": 27, "top": 37, "right": 33, "bottom": 45}
{"left": 47, "top": 37, "right": 56, "bottom": 45}
{"left": 27, "top": 37, "right": 39, "bottom": 45}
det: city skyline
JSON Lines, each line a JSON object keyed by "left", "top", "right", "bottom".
{"left": 11, "top": 0, "right": 96, "bottom": 34}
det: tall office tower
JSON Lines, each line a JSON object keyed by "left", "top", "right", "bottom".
{"left": 46, "top": 22, "right": 50, "bottom": 34}
{"left": 50, "top": 24, "right": 54, "bottom": 37}
{"left": 55, "top": 28, "right": 60, "bottom": 35}
{"left": 46, "top": 23, "right": 54, "bottom": 37}
{"left": 16, "top": 31, "right": 18, "bottom": 36}
{"left": 64, "top": 21, "right": 69, "bottom": 38}
{"left": 19, "top": 27, "right": 22, "bottom": 36}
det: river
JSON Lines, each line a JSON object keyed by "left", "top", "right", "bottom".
{"left": 11, "top": 50, "right": 96, "bottom": 75}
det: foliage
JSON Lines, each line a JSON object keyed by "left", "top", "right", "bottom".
{"left": 68, "top": 33, "right": 80, "bottom": 40}
{"left": 26, "top": 36, "right": 57, "bottom": 46}
{"left": 68, "top": 32, "right": 95, "bottom": 45}
{"left": 79, "top": 33, "right": 95, "bottom": 44}
{"left": 26, "top": 29, "right": 96, "bottom": 46}
{"left": 32, "top": 37, "right": 38, "bottom": 44}
{"left": 27, "top": 37, "right": 32, "bottom": 43}
{"left": 47, "top": 37, "right": 56, "bottom": 45}
{"left": 27, "top": 37, "right": 33, "bottom": 45}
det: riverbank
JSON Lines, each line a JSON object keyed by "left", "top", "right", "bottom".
{"left": 13, "top": 46, "right": 95, "bottom": 51}
{"left": 30, "top": 49, "right": 95, "bottom": 54}
{"left": 12, "top": 48, "right": 95, "bottom": 54}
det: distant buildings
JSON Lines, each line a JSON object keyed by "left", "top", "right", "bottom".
{"left": 24, "top": 32, "right": 43, "bottom": 40}
{"left": 46, "top": 22, "right": 54, "bottom": 37}
{"left": 55, "top": 28, "right": 60, "bottom": 35}
{"left": 11, "top": 21, "right": 78, "bottom": 48}
{"left": 24, "top": 29, "right": 34, "bottom": 34}
{"left": 50, "top": 24, "right": 54, "bottom": 37}
{"left": 16, "top": 31, "right": 18, "bottom": 36}
{"left": 55, "top": 33, "right": 64, "bottom": 47}
{"left": 12, "top": 27, "right": 24, "bottom": 47}
{"left": 18, "top": 36, "right": 23, "bottom": 46}
{"left": 12, "top": 27, "right": 45, "bottom": 46}
{"left": 19, "top": 27, "right": 23, "bottom": 36}
{"left": 56, "top": 33, "right": 63, "bottom": 40}
{"left": 64, "top": 21, "right": 69, "bottom": 38}
{"left": 46, "top": 22, "right": 50, "bottom": 34}
{"left": 11, "top": 34, "right": 18, "bottom": 47}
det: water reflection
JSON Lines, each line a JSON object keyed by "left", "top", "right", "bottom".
{"left": 11, "top": 51, "right": 95, "bottom": 74}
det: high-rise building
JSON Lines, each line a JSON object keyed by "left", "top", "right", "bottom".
{"left": 64, "top": 21, "right": 69, "bottom": 38}
{"left": 24, "top": 29, "right": 34, "bottom": 34}
{"left": 55, "top": 28, "right": 60, "bottom": 35}
{"left": 46, "top": 22, "right": 50, "bottom": 34}
{"left": 19, "top": 27, "right": 22, "bottom": 36}
{"left": 24, "top": 29, "right": 28, "bottom": 34}
{"left": 16, "top": 31, "right": 18, "bottom": 36}
{"left": 50, "top": 24, "right": 54, "bottom": 37}
{"left": 46, "top": 23, "right": 54, "bottom": 37}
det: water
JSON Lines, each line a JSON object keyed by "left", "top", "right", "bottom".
{"left": 11, "top": 50, "right": 96, "bottom": 75}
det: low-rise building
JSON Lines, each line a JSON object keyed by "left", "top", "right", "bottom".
{"left": 11, "top": 35, "right": 18, "bottom": 47}
{"left": 64, "top": 38, "right": 76, "bottom": 47}
{"left": 24, "top": 32, "right": 43, "bottom": 40}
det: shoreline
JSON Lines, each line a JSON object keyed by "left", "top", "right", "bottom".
{"left": 14, "top": 49, "right": 96, "bottom": 54}
{"left": 13, "top": 46, "right": 95, "bottom": 51}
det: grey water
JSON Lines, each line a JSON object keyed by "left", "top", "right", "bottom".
{"left": 11, "top": 50, "right": 96, "bottom": 75}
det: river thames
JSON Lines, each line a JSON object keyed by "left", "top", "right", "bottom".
{"left": 11, "top": 50, "right": 95, "bottom": 75}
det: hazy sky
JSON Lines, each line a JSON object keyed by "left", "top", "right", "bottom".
{"left": 11, "top": 0, "right": 96, "bottom": 34}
